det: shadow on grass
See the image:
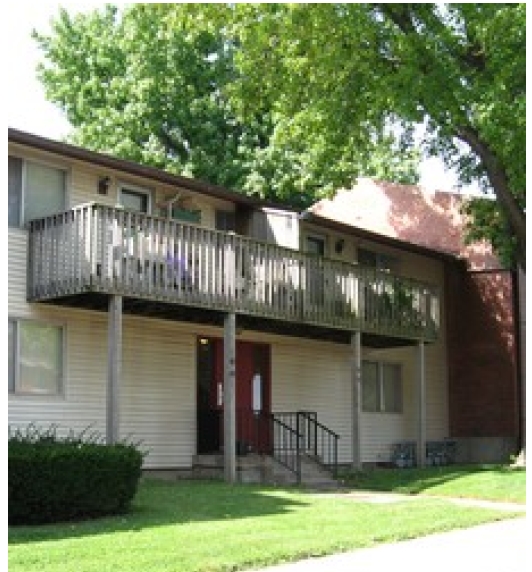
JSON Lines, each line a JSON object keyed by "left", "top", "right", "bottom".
{"left": 339, "top": 464, "right": 524, "bottom": 495}
{"left": 9, "top": 478, "right": 309, "bottom": 546}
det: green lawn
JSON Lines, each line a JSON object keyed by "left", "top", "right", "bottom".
{"left": 340, "top": 464, "right": 526, "bottom": 504}
{"left": 9, "top": 476, "right": 522, "bottom": 572}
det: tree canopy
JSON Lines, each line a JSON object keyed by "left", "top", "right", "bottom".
{"left": 33, "top": 3, "right": 419, "bottom": 209}
{"left": 34, "top": 3, "right": 525, "bottom": 268}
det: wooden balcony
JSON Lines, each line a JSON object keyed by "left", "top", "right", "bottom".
{"left": 27, "top": 203, "right": 440, "bottom": 342}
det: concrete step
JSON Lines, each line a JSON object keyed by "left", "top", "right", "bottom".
{"left": 192, "top": 452, "right": 338, "bottom": 487}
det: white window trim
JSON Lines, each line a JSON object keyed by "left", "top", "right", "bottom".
{"left": 362, "top": 360, "right": 403, "bottom": 414}
{"left": 8, "top": 317, "right": 67, "bottom": 398}
{"left": 118, "top": 182, "right": 152, "bottom": 214}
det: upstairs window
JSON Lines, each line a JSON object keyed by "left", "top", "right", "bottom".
{"left": 119, "top": 185, "right": 151, "bottom": 214}
{"left": 358, "top": 247, "right": 398, "bottom": 273}
{"left": 9, "top": 156, "right": 66, "bottom": 227}
{"left": 306, "top": 235, "right": 326, "bottom": 256}
{"left": 215, "top": 210, "right": 236, "bottom": 232}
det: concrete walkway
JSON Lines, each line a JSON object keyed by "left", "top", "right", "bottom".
{"left": 246, "top": 517, "right": 528, "bottom": 572}
{"left": 329, "top": 490, "right": 526, "bottom": 512}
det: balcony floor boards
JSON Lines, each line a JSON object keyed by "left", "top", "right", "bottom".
{"left": 34, "top": 292, "right": 417, "bottom": 348}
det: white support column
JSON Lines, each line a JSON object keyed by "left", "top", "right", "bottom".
{"left": 417, "top": 340, "right": 427, "bottom": 467}
{"left": 351, "top": 331, "right": 362, "bottom": 470}
{"left": 224, "top": 312, "right": 237, "bottom": 483}
{"left": 107, "top": 294, "right": 123, "bottom": 445}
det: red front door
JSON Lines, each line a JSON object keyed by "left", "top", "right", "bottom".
{"left": 209, "top": 339, "right": 271, "bottom": 454}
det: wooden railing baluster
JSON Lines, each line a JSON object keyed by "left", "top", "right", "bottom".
{"left": 26, "top": 204, "right": 440, "bottom": 340}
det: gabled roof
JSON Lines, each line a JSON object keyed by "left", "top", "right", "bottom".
{"left": 308, "top": 178, "right": 501, "bottom": 270}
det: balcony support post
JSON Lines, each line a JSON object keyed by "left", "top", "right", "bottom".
{"left": 106, "top": 294, "right": 122, "bottom": 445}
{"left": 224, "top": 312, "right": 237, "bottom": 483}
{"left": 351, "top": 331, "right": 362, "bottom": 470}
{"left": 417, "top": 339, "right": 427, "bottom": 467}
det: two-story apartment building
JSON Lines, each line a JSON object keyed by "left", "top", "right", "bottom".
{"left": 8, "top": 128, "right": 520, "bottom": 483}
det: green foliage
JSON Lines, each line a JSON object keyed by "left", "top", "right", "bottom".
{"left": 33, "top": 3, "right": 419, "bottom": 209}
{"left": 462, "top": 197, "right": 520, "bottom": 269}
{"left": 8, "top": 424, "right": 144, "bottom": 525}
{"left": 341, "top": 464, "right": 526, "bottom": 504}
{"left": 211, "top": 3, "right": 526, "bottom": 265}
{"left": 33, "top": 4, "right": 525, "bottom": 264}
{"left": 8, "top": 479, "right": 520, "bottom": 572}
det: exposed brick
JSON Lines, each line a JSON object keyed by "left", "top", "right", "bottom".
{"left": 446, "top": 267, "right": 519, "bottom": 438}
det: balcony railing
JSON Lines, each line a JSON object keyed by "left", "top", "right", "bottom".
{"left": 27, "top": 203, "right": 440, "bottom": 340}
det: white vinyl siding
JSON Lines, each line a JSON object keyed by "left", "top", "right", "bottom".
{"left": 120, "top": 320, "right": 196, "bottom": 468}
{"left": 271, "top": 331, "right": 448, "bottom": 465}
{"left": 8, "top": 310, "right": 197, "bottom": 469}
{"left": 271, "top": 339, "right": 353, "bottom": 464}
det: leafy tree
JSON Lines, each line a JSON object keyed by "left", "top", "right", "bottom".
{"left": 34, "top": 4, "right": 525, "bottom": 268}
{"left": 201, "top": 3, "right": 525, "bottom": 268}
{"left": 33, "top": 3, "right": 419, "bottom": 210}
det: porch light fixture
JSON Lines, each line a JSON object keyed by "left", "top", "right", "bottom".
{"left": 98, "top": 176, "right": 111, "bottom": 195}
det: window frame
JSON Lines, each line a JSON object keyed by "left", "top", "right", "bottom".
{"left": 358, "top": 246, "right": 399, "bottom": 273}
{"left": 118, "top": 182, "right": 152, "bottom": 214}
{"left": 8, "top": 155, "right": 68, "bottom": 229}
{"left": 305, "top": 233, "right": 327, "bottom": 256}
{"left": 215, "top": 209, "right": 236, "bottom": 232}
{"left": 8, "top": 318, "right": 66, "bottom": 397}
{"left": 362, "top": 360, "right": 403, "bottom": 414}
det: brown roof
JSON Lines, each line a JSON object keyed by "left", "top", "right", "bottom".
{"left": 309, "top": 178, "right": 501, "bottom": 270}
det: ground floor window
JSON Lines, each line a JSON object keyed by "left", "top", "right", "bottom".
{"left": 362, "top": 360, "right": 402, "bottom": 413}
{"left": 8, "top": 319, "right": 64, "bottom": 396}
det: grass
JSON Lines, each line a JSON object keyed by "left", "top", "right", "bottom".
{"left": 8, "top": 475, "right": 523, "bottom": 572}
{"left": 340, "top": 464, "right": 526, "bottom": 504}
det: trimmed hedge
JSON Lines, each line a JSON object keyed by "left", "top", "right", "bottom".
{"left": 9, "top": 425, "right": 144, "bottom": 525}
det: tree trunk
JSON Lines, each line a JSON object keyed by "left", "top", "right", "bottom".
{"left": 457, "top": 126, "right": 526, "bottom": 271}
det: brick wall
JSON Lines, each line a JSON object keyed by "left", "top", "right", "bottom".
{"left": 446, "top": 266, "right": 520, "bottom": 439}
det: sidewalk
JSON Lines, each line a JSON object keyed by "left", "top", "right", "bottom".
{"left": 246, "top": 517, "right": 528, "bottom": 572}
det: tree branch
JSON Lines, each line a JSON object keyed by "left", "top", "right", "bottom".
{"left": 456, "top": 125, "right": 526, "bottom": 269}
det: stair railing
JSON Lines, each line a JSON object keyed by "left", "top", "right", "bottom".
{"left": 269, "top": 411, "right": 339, "bottom": 482}
{"left": 270, "top": 414, "right": 302, "bottom": 483}
{"left": 298, "top": 412, "right": 339, "bottom": 478}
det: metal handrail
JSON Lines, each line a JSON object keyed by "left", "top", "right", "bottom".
{"left": 298, "top": 412, "right": 339, "bottom": 478}
{"left": 269, "top": 411, "right": 339, "bottom": 482}
{"left": 270, "top": 414, "right": 302, "bottom": 482}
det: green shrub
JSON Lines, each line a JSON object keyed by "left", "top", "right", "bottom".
{"left": 9, "top": 424, "right": 144, "bottom": 525}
